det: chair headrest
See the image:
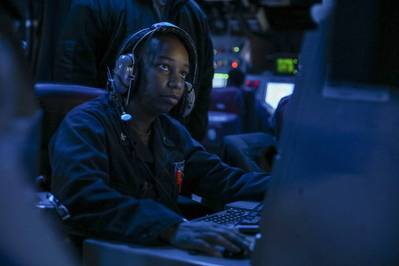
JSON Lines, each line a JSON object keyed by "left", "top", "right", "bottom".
{"left": 34, "top": 83, "right": 105, "bottom": 98}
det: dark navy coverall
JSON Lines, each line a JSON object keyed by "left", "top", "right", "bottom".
{"left": 50, "top": 94, "right": 269, "bottom": 244}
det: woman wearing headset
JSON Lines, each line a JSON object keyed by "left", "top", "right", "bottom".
{"left": 50, "top": 23, "right": 269, "bottom": 257}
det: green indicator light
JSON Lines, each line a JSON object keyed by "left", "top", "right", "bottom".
{"left": 233, "top": 46, "right": 240, "bottom": 53}
{"left": 214, "top": 73, "right": 229, "bottom": 79}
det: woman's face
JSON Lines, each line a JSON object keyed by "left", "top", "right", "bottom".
{"left": 134, "top": 35, "right": 190, "bottom": 117}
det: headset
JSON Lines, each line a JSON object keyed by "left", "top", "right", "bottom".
{"left": 109, "top": 22, "right": 198, "bottom": 122}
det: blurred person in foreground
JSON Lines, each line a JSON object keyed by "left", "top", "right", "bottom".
{"left": 0, "top": 1, "right": 75, "bottom": 265}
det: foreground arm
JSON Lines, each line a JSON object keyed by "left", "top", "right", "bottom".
{"left": 170, "top": 119, "right": 270, "bottom": 202}
{"left": 186, "top": 145, "right": 270, "bottom": 203}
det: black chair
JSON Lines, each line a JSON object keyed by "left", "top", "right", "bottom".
{"left": 34, "top": 83, "right": 106, "bottom": 189}
{"left": 220, "top": 132, "right": 277, "bottom": 173}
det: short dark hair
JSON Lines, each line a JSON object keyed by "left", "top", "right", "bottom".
{"left": 227, "top": 68, "right": 245, "bottom": 87}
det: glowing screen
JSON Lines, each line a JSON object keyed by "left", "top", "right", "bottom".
{"left": 265, "top": 82, "right": 294, "bottom": 109}
{"left": 276, "top": 58, "right": 298, "bottom": 75}
{"left": 212, "top": 73, "right": 229, "bottom": 88}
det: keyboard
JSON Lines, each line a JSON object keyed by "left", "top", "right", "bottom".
{"left": 193, "top": 207, "right": 261, "bottom": 234}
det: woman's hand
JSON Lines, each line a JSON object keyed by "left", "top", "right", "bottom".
{"left": 161, "top": 221, "right": 252, "bottom": 257}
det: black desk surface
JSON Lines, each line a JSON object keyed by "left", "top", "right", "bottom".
{"left": 83, "top": 239, "right": 250, "bottom": 266}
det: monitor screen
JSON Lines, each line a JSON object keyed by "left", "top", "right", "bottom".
{"left": 275, "top": 57, "right": 298, "bottom": 76}
{"left": 265, "top": 82, "right": 295, "bottom": 109}
{"left": 212, "top": 73, "right": 229, "bottom": 88}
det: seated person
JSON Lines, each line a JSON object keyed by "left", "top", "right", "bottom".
{"left": 210, "top": 68, "right": 245, "bottom": 116}
{"left": 226, "top": 68, "right": 273, "bottom": 133}
{"left": 227, "top": 68, "right": 246, "bottom": 89}
{"left": 49, "top": 22, "right": 270, "bottom": 257}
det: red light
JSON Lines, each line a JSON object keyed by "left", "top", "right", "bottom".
{"left": 245, "top": 79, "right": 261, "bottom": 90}
{"left": 231, "top": 61, "right": 239, "bottom": 69}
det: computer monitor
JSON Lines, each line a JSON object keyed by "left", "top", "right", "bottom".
{"left": 275, "top": 57, "right": 298, "bottom": 76}
{"left": 264, "top": 82, "right": 294, "bottom": 109}
{"left": 212, "top": 73, "right": 229, "bottom": 88}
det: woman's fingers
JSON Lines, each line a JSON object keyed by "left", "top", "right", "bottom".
{"left": 201, "top": 232, "right": 241, "bottom": 252}
{"left": 187, "top": 238, "right": 223, "bottom": 257}
{"left": 213, "top": 226, "right": 252, "bottom": 251}
{"left": 169, "top": 221, "right": 252, "bottom": 257}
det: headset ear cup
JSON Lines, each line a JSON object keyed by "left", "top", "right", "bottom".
{"left": 182, "top": 82, "right": 195, "bottom": 117}
{"left": 114, "top": 54, "right": 135, "bottom": 94}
